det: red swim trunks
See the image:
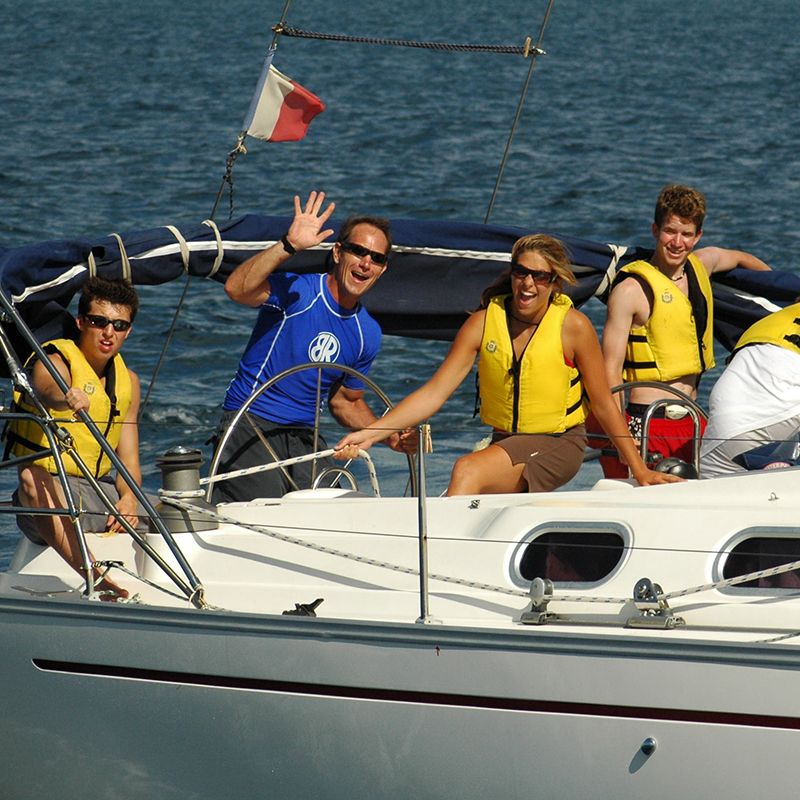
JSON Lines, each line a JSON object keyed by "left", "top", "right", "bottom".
{"left": 588, "top": 405, "right": 706, "bottom": 479}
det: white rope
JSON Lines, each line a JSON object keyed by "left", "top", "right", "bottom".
{"left": 526, "top": 558, "right": 800, "bottom": 608}
{"left": 760, "top": 629, "right": 800, "bottom": 644}
{"left": 549, "top": 555, "right": 800, "bottom": 608}
{"left": 157, "top": 495, "right": 622, "bottom": 602}
{"left": 202, "top": 219, "right": 225, "bottom": 278}
{"left": 147, "top": 494, "right": 800, "bottom": 625}
{"left": 86, "top": 250, "right": 97, "bottom": 278}
{"left": 200, "top": 448, "right": 381, "bottom": 496}
{"left": 109, "top": 233, "right": 132, "bottom": 282}
{"left": 164, "top": 225, "right": 191, "bottom": 273}
{"left": 160, "top": 494, "right": 530, "bottom": 597}
{"left": 664, "top": 557, "right": 800, "bottom": 600}
{"left": 93, "top": 561, "right": 187, "bottom": 602}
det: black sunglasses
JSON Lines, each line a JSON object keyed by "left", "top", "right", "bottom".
{"left": 83, "top": 313, "right": 132, "bottom": 332}
{"left": 510, "top": 263, "right": 557, "bottom": 285}
{"left": 340, "top": 241, "right": 389, "bottom": 266}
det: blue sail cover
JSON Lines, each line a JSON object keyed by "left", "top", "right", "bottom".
{"left": 1, "top": 214, "right": 797, "bottom": 352}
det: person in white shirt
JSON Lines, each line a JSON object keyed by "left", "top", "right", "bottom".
{"left": 700, "top": 302, "right": 800, "bottom": 477}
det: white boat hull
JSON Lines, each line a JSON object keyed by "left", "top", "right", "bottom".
{"left": 3, "top": 593, "right": 799, "bottom": 799}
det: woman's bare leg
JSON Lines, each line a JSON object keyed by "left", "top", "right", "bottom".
{"left": 446, "top": 445, "right": 527, "bottom": 495}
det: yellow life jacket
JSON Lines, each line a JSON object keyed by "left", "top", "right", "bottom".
{"left": 7, "top": 339, "right": 132, "bottom": 478}
{"left": 620, "top": 253, "right": 715, "bottom": 381}
{"left": 478, "top": 293, "right": 588, "bottom": 434}
{"left": 733, "top": 302, "right": 800, "bottom": 354}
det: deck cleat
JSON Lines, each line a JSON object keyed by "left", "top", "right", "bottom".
{"left": 520, "top": 577, "right": 558, "bottom": 625}
{"left": 282, "top": 598, "right": 324, "bottom": 617}
{"left": 627, "top": 577, "right": 685, "bottom": 629}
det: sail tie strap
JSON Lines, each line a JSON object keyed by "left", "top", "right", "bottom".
{"left": 202, "top": 219, "right": 224, "bottom": 278}
{"left": 594, "top": 244, "right": 629, "bottom": 299}
{"left": 164, "top": 225, "right": 191, "bottom": 273}
{"left": 87, "top": 235, "right": 131, "bottom": 280}
{"left": 109, "top": 233, "right": 132, "bottom": 282}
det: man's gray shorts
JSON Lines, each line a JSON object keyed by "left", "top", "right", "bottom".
{"left": 14, "top": 475, "right": 154, "bottom": 545}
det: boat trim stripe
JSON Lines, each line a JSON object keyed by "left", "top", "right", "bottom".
{"left": 33, "top": 659, "right": 800, "bottom": 730}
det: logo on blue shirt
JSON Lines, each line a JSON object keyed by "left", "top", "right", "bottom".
{"left": 308, "top": 332, "right": 341, "bottom": 362}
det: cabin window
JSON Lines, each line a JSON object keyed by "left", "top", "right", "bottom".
{"left": 722, "top": 535, "right": 800, "bottom": 589}
{"left": 515, "top": 529, "right": 626, "bottom": 585}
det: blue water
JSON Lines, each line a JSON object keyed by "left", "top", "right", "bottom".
{"left": 2, "top": 0, "right": 799, "bottom": 558}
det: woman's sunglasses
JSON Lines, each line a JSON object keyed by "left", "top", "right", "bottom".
{"left": 83, "top": 313, "right": 132, "bottom": 332}
{"left": 510, "top": 263, "right": 556, "bottom": 285}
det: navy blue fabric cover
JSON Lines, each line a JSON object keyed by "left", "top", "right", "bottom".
{"left": 1, "top": 214, "right": 798, "bottom": 347}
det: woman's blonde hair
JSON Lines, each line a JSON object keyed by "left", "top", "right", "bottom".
{"left": 478, "top": 233, "right": 576, "bottom": 309}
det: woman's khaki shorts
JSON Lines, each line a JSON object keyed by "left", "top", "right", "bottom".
{"left": 492, "top": 425, "right": 587, "bottom": 492}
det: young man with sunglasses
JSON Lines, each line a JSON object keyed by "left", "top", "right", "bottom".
{"left": 8, "top": 277, "right": 143, "bottom": 599}
{"left": 597, "top": 184, "right": 771, "bottom": 478}
{"left": 215, "top": 190, "right": 414, "bottom": 502}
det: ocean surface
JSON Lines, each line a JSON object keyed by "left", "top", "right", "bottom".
{"left": 1, "top": 0, "right": 799, "bottom": 563}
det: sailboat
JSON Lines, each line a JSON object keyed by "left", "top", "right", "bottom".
{"left": 2, "top": 4, "right": 800, "bottom": 799}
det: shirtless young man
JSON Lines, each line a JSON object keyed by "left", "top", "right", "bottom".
{"left": 599, "top": 184, "right": 771, "bottom": 477}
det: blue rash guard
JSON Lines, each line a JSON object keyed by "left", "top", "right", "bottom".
{"left": 223, "top": 272, "right": 382, "bottom": 426}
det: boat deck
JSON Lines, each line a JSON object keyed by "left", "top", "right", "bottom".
{"left": 2, "top": 469, "right": 800, "bottom": 646}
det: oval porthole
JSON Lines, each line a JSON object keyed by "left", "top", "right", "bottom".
{"left": 722, "top": 536, "right": 800, "bottom": 589}
{"left": 518, "top": 530, "right": 625, "bottom": 584}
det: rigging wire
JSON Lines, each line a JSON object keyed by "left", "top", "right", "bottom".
{"left": 140, "top": 1, "right": 549, "bottom": 409}
{"left": 274, "top": 24, "right": 538, "bottom": 55}
{"left": 140, "top": 1, "right": 295, "bottom": 415}
{"left": 140, "top": 275, "right": 192, "bottom": 413}
{"left": 484, "top": 0, "right": 557, "bottom": 224}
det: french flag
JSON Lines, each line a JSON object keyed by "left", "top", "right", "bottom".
{"left": 242, "top": 48, "right": 325, "bottom": 142}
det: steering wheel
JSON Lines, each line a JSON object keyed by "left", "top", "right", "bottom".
{"left": 205, "top": 362, "right": 417, "bottom": 501}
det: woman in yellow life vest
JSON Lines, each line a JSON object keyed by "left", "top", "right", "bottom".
{"left": 335, "top": 235, "right": 680, "bottom": 494}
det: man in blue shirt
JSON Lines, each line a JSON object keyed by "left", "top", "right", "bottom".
{"left": 214, "top": 190, "right": 413, "bottom": 501}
